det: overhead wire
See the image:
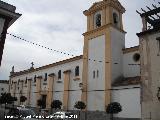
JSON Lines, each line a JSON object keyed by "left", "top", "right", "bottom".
{"left": 6, "top": 33, "right": 110, "bottom": 64}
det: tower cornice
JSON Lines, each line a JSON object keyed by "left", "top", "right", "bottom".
{"left": 83, "top": 23, "right": 126, "bottom": 37}
{"left": 83, "top": 0, "right": 125, "bottom": 16}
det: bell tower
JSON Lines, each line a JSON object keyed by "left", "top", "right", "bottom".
{"left": 82, "top": 0, "right": 126, "bottom": 111}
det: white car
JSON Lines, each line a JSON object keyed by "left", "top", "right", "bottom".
{"left": 50, "top": 111, "right": 77, "bottom": 120}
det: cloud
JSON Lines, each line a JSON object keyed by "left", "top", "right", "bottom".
{"left": 0, "top": 0, "right": 158, "bottom": 79}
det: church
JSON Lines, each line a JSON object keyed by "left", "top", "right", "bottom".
{"left": 9, "top": 0, "right": 160, "bottom": 119}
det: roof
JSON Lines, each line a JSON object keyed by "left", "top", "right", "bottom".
{"left": 0, "top": 0, "right": 16, "bottom": 12}
{"left": 137, "top": 27, "right": 160, "bottom": 37}
{"left": 112, "top": 76, "right": 141, "bottom": 87}
{"left": 122, "top": 46, "right": 139, "bottom": 54}
{"left": 0, "top": 0, "right": 22, "bottom": 28}
{"left": 11, "top": 55, "right": 83, "bottom": 77}
{"left": 0, "top": 80, "right": 9, "bottom": 84}
{"left": 83, "top": 0, "right": 125, "bottom": 16}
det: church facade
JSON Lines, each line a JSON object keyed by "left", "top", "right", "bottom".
{"left": 9, "top": 0, "right": 160, "bottom": 119}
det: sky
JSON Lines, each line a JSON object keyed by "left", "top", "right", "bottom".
{"left": 0, "top": 0, "right": 158, "bottom": 80}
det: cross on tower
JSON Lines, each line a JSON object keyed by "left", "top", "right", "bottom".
{"left": 31, "top": 62, "right": 34, "bottom": 68}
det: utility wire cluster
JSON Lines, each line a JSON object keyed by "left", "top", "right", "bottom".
{"left": 7, "top": 33, "right": 75, "bottom": 57}
{"left": 7, "top": 33, "right": 141, "bottom": 64}
{"left": 7, "top": 33, "right": 108, "bottom": 63}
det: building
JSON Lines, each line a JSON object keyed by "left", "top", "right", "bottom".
{"left": 137, "top": 4, "right": 160, "bottom": 120}
{"left": 0, "top": 80, "right": 9, "bottom": 95}
{"left": 9, "top": 0, "right": 144, "bottom": 119}
{"left": 0, "top": 0, "right": 21, "bottom": 66}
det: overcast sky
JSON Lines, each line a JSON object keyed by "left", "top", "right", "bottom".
{"left": 0, "top": 0, "right": 158, "bottom": 80}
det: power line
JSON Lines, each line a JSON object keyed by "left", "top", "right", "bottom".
{"left": 7, "top": 33, "right": 75, "bottom": 57}
{"left": 7, "top": 33, "right": 141, "bottom": 64}
{"left": 6, "top": 33, "right": 109, "bottom": 63}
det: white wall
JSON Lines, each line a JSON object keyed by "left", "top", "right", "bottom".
{"left": 0, "top": 82, "right": 8, "bottom": 95}
{"left": 112, "top": 85, "right": 141, "bottom": 118}
{"left": 140, "top": 32, "right": 160, "bottom": 120}
{"left": 123, "top": 51, "right": 140, "bottom": 77}
{"left": 87, "top": 35, "right": 105, "bottom": 111}
{"left": 110, "top": 27, "right": 125, "bottom": 82}
{"left": 10, "top": 58, "right": 83, "bottom": 108}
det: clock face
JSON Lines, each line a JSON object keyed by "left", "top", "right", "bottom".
{"left": 96, "top": 14, "right": 101, "bottom": 27}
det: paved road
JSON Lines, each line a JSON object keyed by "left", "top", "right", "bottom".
{"left": 0, "top": 106, "right": 9, "bottom": 120}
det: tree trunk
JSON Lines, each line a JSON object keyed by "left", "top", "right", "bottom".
{"left": 110, "top": 114, "right": 113, "bottom": 120}
{"left": 79, "top": 110, "right": 81, "bottom": 120}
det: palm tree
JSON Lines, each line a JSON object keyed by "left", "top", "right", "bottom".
{"left": 106, "top": 102, "right": 122, "bottom": 120}
{"left": 74, "top": 101, "right": 86, "bottom": 120}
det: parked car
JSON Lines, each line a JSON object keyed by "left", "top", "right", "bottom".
{"left": 5, "top": 107, "right": 37, "bottom": 120}
{"left": 49, "top": 111, "right": 77, "bottom": 120}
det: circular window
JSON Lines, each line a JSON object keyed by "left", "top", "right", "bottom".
{"left": 133, "top": 53, "right": 140, "bottom": 62}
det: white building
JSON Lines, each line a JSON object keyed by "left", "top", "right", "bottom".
{"left": 9, "top": 0, "right": 144, "bottom": 119}
{"left": 137, "top": 4, "right": 160, "bottom": 120}
{"left": 0, "top": 0, "right": 21, "bottom": 66}
{"left": 0, "top": 80, "right": 9, "bottom": 95}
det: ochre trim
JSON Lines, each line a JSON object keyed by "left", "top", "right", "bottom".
{"left": 63, "top": 70, "right": 71, "bottom": 74}
{"left": 83, "top": 0, "right": 125, "bottom": 16}
{"left": 83, "top": 24, "right": 126, "bottom": 37}
{"left": 27, "top": 80, "right": 31, "bottom": 105}
{"left": 105, "top": 29, "right": 111, "bottom": 108}
{"left": 81, "top": 37, "right": 88, "bottom": 110}
{"left": 63, "top": 71, "right": 71, "bottom": 110}
{"left": 37, "top": 76, "right": 42, "bottom": 79}
{"left": 11, "top": 55, "right": 83, "bottom": 77}
{"left": 46, "top": 75, "right": 55, "bottom": 109}
{"left": 36, "top": 77, "right": 42, "bottom": 107}
{"left": 123, "top": 46, "right": 139, "bottom": 54}
{"left": 48, "top": 73, "right": 55, "bottom": 77}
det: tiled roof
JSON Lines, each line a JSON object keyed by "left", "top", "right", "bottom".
{"left": 0, "top": 0, "right": 16, "bottom": 12}
{"left": 11, "top": 55, "right": 83, "bottom": 77}
{"left": 112, "top": 76, "right": 141, "bottom": 87}
{"left": 122, "top": 46, "right": 139, "bottom": 54}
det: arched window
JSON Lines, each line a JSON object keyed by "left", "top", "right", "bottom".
{"left": 97, "top": 70, "right": 99, "bottom": 78}
{"left": 58, "top": 70, "right": 61, "bottom": 79}
{"left": 93, "top": 71, "right": 96, "bottom": 79}
{"left": 18, "top": 79, "right": 20, "bottom": 85}
{"left": 44, "top": 73, "right": 47, "bottom": 81}
{"left": 75, "top": 66, "right": 79, "bottom": 76}
{"left": 25, "top": 77, "right": 27, "bottom": 84}
{"left": 96, "top": 13, "right": 101, "bottom": 27}
{"left": 34, "top": 75, "right": 36, "bottom": 83}
{"left": 113, "top": 13, "right": 118, "bottom": 25}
